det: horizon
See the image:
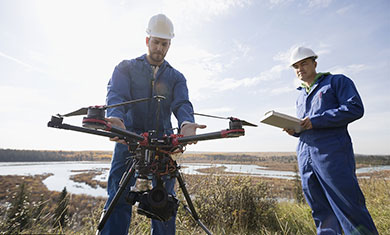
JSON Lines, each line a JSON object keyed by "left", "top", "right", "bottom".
{"left": 2, "top": 148, "right": 389, "bottom": 157}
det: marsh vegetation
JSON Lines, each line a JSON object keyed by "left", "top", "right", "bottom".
{"left": 1, "top": 150, "right": 389, "bottom": 234}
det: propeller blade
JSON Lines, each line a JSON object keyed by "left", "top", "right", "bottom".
{"left": 60, "top": 107, "right": 89, "bottom": 117}
{"left": 229, "top": 117, "right": 258, "bottom": 127}
{"left": 192, "top": 112, "right": 228, "bottom": 120}
{"left": 105, "top": 97, "right": 151, "bottom": 109}
{"left": 105, "top": 96, "right": 165, "bottom": 109}
{"left": 194, "top": 112, "right": 257, "bottom": 127}
{"left": 58, "top": 96, "right": 160, "bottom": 118}
{"left": 241, "top": 120, "right": 258, "bottom": 127}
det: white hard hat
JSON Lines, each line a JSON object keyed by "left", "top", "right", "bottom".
{"left": 290, "top": 46, "right": 318, "bottom": 66}
{"left": 146, "top": 14, "right": 174, "bottom": 39}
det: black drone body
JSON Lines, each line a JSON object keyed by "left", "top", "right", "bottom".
{"left": 47, "top": 96, "right": 257, "bottom": 234}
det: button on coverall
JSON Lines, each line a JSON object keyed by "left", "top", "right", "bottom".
{"left": 101, "top": 54, "right": 194, "bottom": 235}
{"left": 294, "top": 73, "right": 378, "bottom": 235}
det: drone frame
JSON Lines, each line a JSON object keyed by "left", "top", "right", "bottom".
{"left": 47, "top": 96, "right": 255, "bottom": 235}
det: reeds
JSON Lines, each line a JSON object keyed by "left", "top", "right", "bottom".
{"left": 1, "top": 171, "right": 389, "bottom": 234}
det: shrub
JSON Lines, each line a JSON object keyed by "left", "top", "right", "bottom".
{"left": 181, "top": 175, "right": 279, "bottom": 234}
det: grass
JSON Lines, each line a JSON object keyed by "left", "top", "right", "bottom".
{"left": 0, "top": 170, "right": 389, "bottom": 234}
{"left": 359, "top": 171, "right": 390, "bottom": 234}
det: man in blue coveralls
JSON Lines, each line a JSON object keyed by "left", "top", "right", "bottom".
{"left": 284, "top": 46, "right": 378, "bottom": 235}
{"left": 100, "top": 14, "right": 206, "bottom": 235}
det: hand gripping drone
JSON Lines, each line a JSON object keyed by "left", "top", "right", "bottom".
{"left": 47, "top": 96, "right": 257, "bottom": 234}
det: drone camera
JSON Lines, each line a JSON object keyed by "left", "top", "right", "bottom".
{"left": 148, "top": 185, "right": 168, "bottom": 208}
{"left": 126, "top": 186, "right": 179, "bottom": 222}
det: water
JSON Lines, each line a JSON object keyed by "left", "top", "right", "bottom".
{"left": 1, "top": 162, "right": 388, "bottom": 198}
{"left": 179, "top": 163, "right": 297, "bottom": 179}
{"left": 356, "top": 165, "right": 390, "bottom": 173}
{"left": 0, "top": 161, "right": 110, "bottom": 197}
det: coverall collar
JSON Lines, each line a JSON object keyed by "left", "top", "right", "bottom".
{"left": 136, "top": 54, "right": 172, "bottom": 70}
{"left": 298, "top": 72, "right": 331, "bottom": 93}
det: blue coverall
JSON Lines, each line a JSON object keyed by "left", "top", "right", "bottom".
{"left": 101, "top": 54, "right": 194, "bottom": 235}
{"left": 294, "top": 73, "right": 378, "bottom": 235}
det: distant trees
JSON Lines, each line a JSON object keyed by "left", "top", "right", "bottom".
{"left": 355, "top": 154, "right": 390, "bottom": 165}
{"left": 0, "top": 149, "right": 112, "bottom": 162}
{"left": 181, "top": 153, "right": 298, "bottom": 163}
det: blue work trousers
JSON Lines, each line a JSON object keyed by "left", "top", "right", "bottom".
{"left": 298, "top": 142, "right": 378, "bottom": 235}
{"left": 100, "top": 143, "right": 176, "bottom": 235}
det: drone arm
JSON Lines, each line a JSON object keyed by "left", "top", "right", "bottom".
{"left": 177, "top": 129, "right": 244, "bottom": 144}
{"left": 48, "top": 116, "right": 125, "bottom": 139}
{"left": 107, "top": 125, "right": 145, "bottom": 142}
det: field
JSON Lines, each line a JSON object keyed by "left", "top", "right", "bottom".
{"left": 0, "top": 151, "right": 389, "bottom": 234}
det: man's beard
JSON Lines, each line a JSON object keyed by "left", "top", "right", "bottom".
{"left": 150, "top": 52, "right": 165, "bottom": 64}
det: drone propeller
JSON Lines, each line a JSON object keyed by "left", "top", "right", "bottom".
{"left": 60, "top": 107, "right": 89, "bottom": 117}
{"left": 193, "top": 112, "right": 258, "bottom": 127}
{"left": 59, "top": 96, "right": 165, "bottom": 118}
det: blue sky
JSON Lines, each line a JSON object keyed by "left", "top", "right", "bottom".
{"left": 1, "top": 0, "right": 389, "bottom": 154}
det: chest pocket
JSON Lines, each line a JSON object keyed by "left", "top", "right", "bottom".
{"left": 129, "top": 68, "right": 152, "bottom": 99}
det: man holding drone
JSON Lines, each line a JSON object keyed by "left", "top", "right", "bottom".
{"left": 101, "top": 14, "right": 206, "bottom": 235}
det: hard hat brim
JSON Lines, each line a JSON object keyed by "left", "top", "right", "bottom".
{"left": 290, "top": 55, "right": 318, "bottom": 67}
{"left": 147, "top": 31, "right": 174, "bottom": 39}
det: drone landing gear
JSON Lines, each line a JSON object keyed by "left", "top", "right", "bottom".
{"left": 97, "top": 159, "right": 212, "bottom": 235}
{"left": 176, "top": 171, "right": 211, "bottom": 234}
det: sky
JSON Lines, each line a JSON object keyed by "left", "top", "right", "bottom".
{"left": 0, "top": 0, "right": 389, "bottom": 155}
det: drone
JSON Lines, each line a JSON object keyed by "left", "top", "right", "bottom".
{"left": 47, "top": 96, "right": 257, "bottom": 235}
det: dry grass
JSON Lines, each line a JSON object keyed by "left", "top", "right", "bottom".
{"left": 1, "top": 157, "right": 389, "bottom": 234}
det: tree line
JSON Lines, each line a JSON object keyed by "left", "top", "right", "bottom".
{"left": 355, "top": 154, "right": 390, "bottom": 165}
{"left": 182, "top": 153, "right": 390, "bottom": 165}
{"left": 0, "top": 149, "right": 112, "bottom": 162}
{"left": 1, "top": 148, "right": 389, "bottom": 165}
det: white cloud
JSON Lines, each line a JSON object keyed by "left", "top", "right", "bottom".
{"left": 170, "top": 45, "right": 223, "bottom": 100}
{"left": 163, "top": 0, "right": 252, "bottom": 18}
{"left": 336, "top": 4, "right": 354, "bottom": 15}
{"left": 273, "top": 50, "right": 291, "bottom": 64}
{"left": 270, "top": 86, "right": 295, "bottom": 95}
{"left": 268, "top": 0, "right": 294, "bottom": 9}
{"left": 273, "top": 44, "right": 304, "bottom": 65}
{"left": 328, "top": 64, "right": 371, "bottom": 75}
{"left": 171, "top": 39, "right": 255, "bottom": 99}
{"left": 268, "top": 0, "right": 332, "bottom": 9}
{"left": 259, "top": 64, "right": 287, "bottom": 81}
{"left": 211, "top": 64, "right": 287, "bottom": 92}
{"left": 307, "top": 0, "right": 332, "bottom": 8}
{"left": 316, "top": 48, "right": 331, "bottom": 57}
{"left": 162, "top": 0, "right": 252, "bottom": 32}
{"left": 0, "top": 50, "right": 48, "bottom": 75}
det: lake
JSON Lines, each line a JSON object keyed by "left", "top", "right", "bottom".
{"left": 1, "top": 161, "right": 389, "bottom": 198}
